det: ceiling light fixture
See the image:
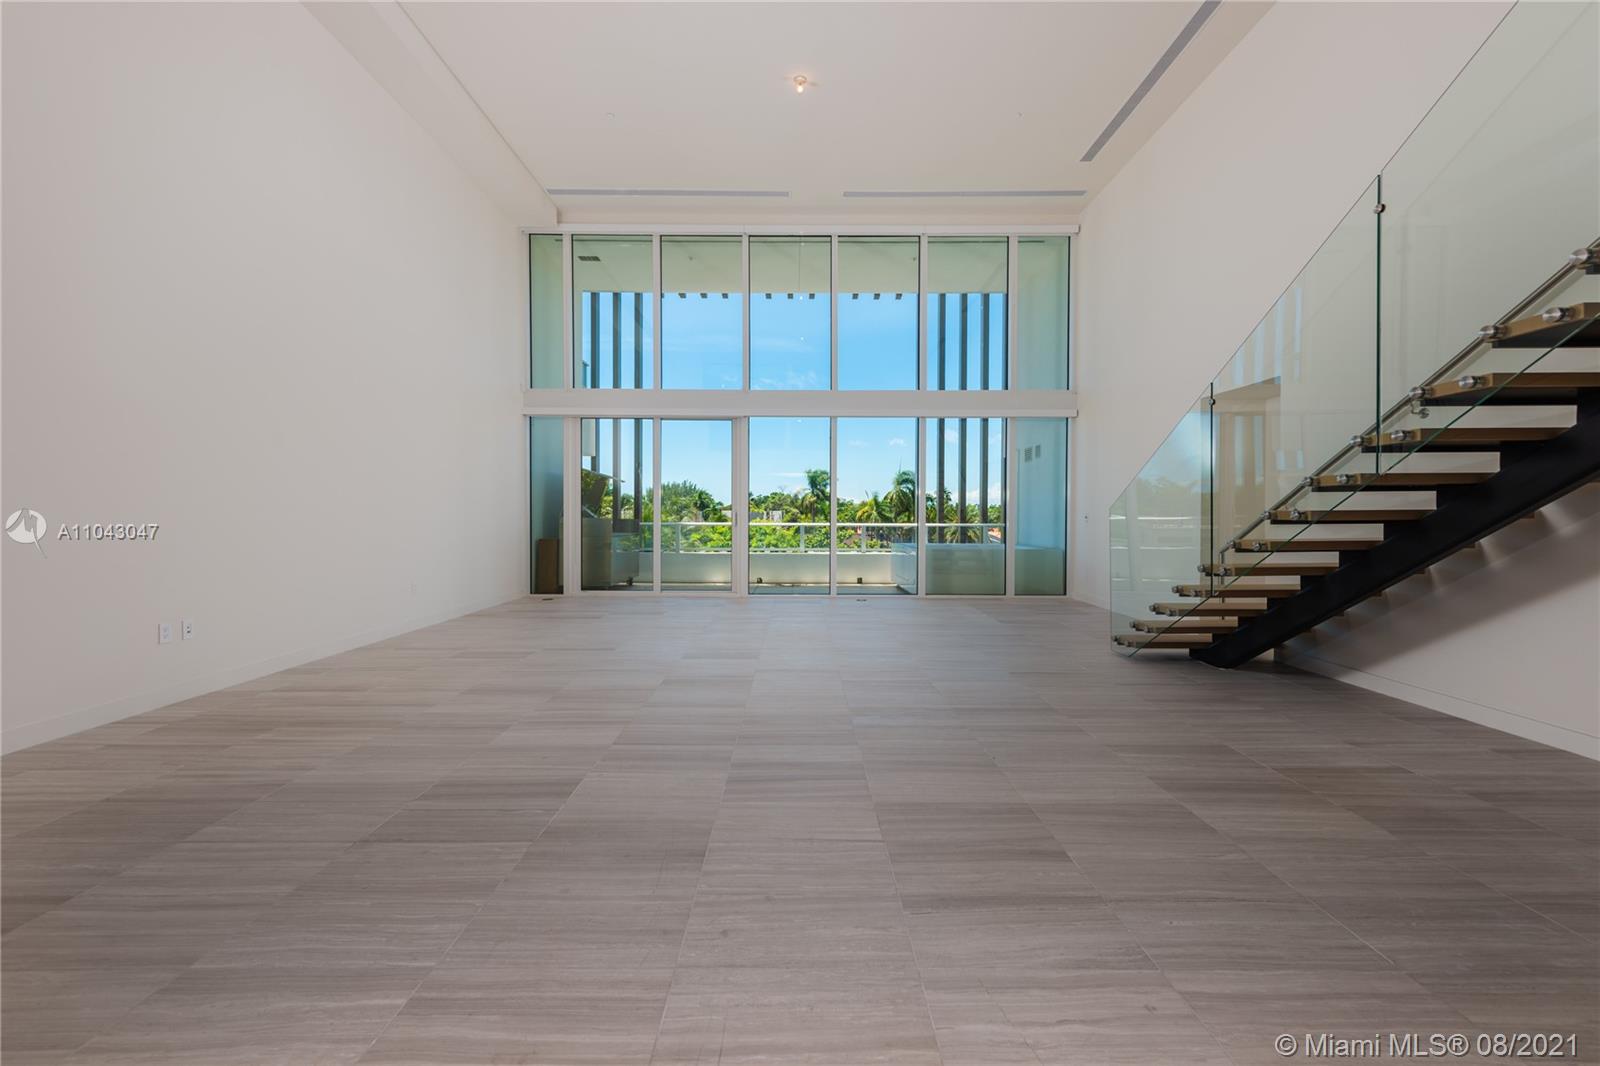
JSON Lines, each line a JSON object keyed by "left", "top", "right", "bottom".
{"left": 793, "top": 75, "right": 808, "bottom": 95}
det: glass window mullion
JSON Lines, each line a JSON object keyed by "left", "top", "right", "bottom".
{"left": 741, "top": 234, "right": 751, "bottom": 390}
{"left": 651, "top": 234, "right": 662, "bottom": 390}
{"left": 1006, "top": 234, "right": 1018, "bottom": 391}
{"left": 828, "top": 417, "right": 838, "bottom": 595}
{"left": 830, "top": 235, "right": 840, "bottom": 390}
{"left": 918, "top": 234, "right": 929, "bottom": 391}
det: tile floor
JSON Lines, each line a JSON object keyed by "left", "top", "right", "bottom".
{"left": 2, "top": 596, "right": 1595, "bottom": 1064}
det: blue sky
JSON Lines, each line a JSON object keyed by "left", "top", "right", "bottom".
{"left": 749, "top": 417, "right": 916, "bottom": 505}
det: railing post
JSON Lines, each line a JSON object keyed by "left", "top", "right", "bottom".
{"left": 1373, "top": 173, "right": 1384, "bottom": 479}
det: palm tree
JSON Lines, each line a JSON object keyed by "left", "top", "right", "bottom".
{"left": 885, "top": 469, "right": 916, "bottom": 523}
{"left": 924, "top": 488, "right": 953, "bottom": 532}
{"left": 801, "top": 468, "right": 830, "bottom": 522}
{"left": 854, "top": 493, "right": 888, "bottom": 523}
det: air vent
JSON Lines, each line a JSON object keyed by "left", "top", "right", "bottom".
{"left": 842, "top": 190, "right": 1085, "bottom": 199}
{"left": 1080, "top": 0, "right": 1220, "bottom": 162}
{"left": 577, "top": 255, "right": 601, "bottom": 262}
{"left": 547, "top": 188, "right": 789, "bottom": 198}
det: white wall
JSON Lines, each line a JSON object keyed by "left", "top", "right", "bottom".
{"left": 1, "top": 2, "right": 528, "bottom": 751}
{"left": 1283, "top": 487, "right": 1600, "bottom": 757}
{"left": 1073, "top": 1, "right": 1600, "bottom": 757}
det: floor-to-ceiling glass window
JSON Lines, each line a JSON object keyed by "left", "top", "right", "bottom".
{"left": 1015, "top": 419, "right": 1068, "bottom": 595}
{"left": 748, "top": 417, "right": 829, "bottom": 594}
{"left": 662, "top": 236, "right": 743, "bottom": 389}
{"left": 536, "top": 231, "right": 1073, "bottom": 598}
{"left": 925, "top": 417, "right": 1005, "bottom": 594}
{"left": 660, "top": 419, "right": 733, "bottom": 591}
{"left": 838, "top": 236, "right": 918, "bottom": 390}
{"left": 574, "top": 236, "right": 652, "bottom": 389}
{"left": 751, "top": 236, "right": 830, "bottom": 389}
{"left": 579, "top": 417, "right": 652, "bottom": 590}
{"left": 928, "top": 237, "right": 1008, "bottom": 391}
{"left": 836, "top": 418, "right": 918, "bottom": 594}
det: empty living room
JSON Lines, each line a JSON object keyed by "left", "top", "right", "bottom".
{"left": 1, "top": 1, "right": 1596, "bottom": 1063}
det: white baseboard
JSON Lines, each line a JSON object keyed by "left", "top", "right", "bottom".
{"left": 1, "top": 589, "right": 524, "bottom": 754}
{"left": 1280, "top": 648, "right": 1600, "bottom": 760}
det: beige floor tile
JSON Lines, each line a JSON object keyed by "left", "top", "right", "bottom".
{"left": 2, "top": 596, "right": 1593, "bottom": 1062}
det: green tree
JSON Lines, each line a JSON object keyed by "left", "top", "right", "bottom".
{"left": 854, "top": 493, "right": 888, "bottom": 523}
{"left": 885, "top": 469, "right": 917, "bottom": 523}
{"left": 801, "top": 468, "right": 830, "bottom": 521}
{"left": 660, "top": 480, "right": 726, "bottom": 522}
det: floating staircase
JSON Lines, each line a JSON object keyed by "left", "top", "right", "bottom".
{"left": 1114, "top": 248, "right": 1600, "bottom": 661}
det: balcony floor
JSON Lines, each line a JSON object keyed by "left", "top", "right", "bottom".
{"left": 3, "top": 596, "right": 1596, "bottom": 1064}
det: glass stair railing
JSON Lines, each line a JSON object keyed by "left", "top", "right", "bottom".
{"left": 1110, "top": 0, "right": 1600, "bottom": 658}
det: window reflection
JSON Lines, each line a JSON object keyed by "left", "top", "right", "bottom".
{"left": 838, "top": 237, "right": 918, "bottom": 390}
{"left": 662, "top": 237, "right": 743, "bottom": 389}
{"left": 925, "top": 417, "right": 1006, "bottom": 594}
{"left": 579, "top": 418, "right": 652, "bottom": 590}
{"left": 751, "top": 236, "right": 830, "bottom": 389}
{"left": 929, "top": 237, "right": 1007, "bottom": 391}
{"left": 574, "top": 236, "right": 652, "bottom": 389}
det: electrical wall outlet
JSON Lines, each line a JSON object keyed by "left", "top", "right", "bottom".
{"left": 158, "top": 622, "right": 173, "bottom": 645}
{"left": 181, "top": 619, "right": 194, "bottom": 641}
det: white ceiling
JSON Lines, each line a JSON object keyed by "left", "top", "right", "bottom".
{"left": 399, "top": 1, "right": 1267, "bottom": 224}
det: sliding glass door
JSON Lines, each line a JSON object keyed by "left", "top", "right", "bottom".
{"left": 748, "top": 417, "right": 829, "bottom": 594}
{"left": 659, "top": 419, "right": 734, "bottom": 592}
{"left": 925, "top": 417, "right": 1006, "bottom": 595}
{"left": 568, "top": 415, "right": 1056, "bottom": 597}
{"left": 579, "top": 417, "right": 652, "bottom": 591}
{"left": 837, "top": 418, "right": 918, "bottom": 594}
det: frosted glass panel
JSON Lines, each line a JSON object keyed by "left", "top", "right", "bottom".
{"left": 529, "top": 235, "right": 563, "bottom": 388}
{"left": 1016, "top": 237, "right": 1069, "bottom": 389}
{"left": 1015, "top": 419, "right": 1067, "bottom": 595}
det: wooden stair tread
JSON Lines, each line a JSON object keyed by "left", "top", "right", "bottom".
{"left": 1174, "top": 582, "right": 1299, "bottom": 598}
{"left": 1229, "top": 537, "right": 1381, "bottom": 552}
{"left": 1270, "top": 507, "right": 1430, "bottom": 523}
{"left": 1425, "top": 371, "right": 1600, "bottom": 405}
{"left": 1203, "top": 557, "right": 1337, "bottom": 573}
{"left": 1310, "top": 471, "right": 1494, "bottom": 490}
{"left": 1150, "top": 601, "right": 1269, "bottom": 616}
{"left": 1490, "top": 302, "right": 1600, "bottom": 349}
{"left": 1114, "top": 632, "right": 1215, "bottom": 647}
{"left": 1132, "top": 617, "right": 1241, "bottom": 633}
{"left": 1361, "top": 426, "right": 1565, "bottom": 452}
